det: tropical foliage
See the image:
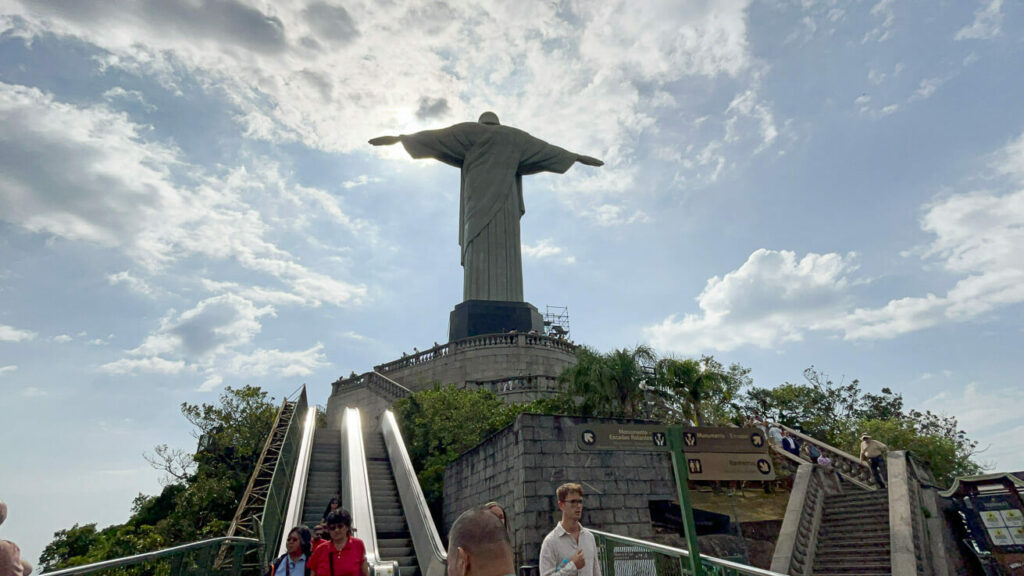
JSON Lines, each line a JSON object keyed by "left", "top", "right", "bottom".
{"left": 739, "top": 367, "right": 982, "bottom": 485}
{"left": 40, "top": 386, "right": 277, "bottom": 571}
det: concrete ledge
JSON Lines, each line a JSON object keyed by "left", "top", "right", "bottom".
{"left": 771, "top": 463, "right": 813, "bottom": 574}
{"left": 888, "top": 451, "right": 917, "bottom": 576}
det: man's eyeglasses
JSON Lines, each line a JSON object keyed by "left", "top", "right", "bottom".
{"left": 562, "top": 499, "right": 584, "bottom": 506}
{"left": 327, "top": 524, "right": 345, "bottom": 530}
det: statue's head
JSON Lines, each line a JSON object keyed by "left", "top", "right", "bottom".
{"left": 478, "top": 111, "right": 500, "bottom": 126}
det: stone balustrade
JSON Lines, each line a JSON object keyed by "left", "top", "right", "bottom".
{"left": 373, "top": 332, "right": 576, "bottom": 375}
{"left": 770, "top": 422, "right": 879, "bottom": 490}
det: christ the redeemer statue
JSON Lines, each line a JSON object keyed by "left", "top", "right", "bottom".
{"left": 370, "top": 111, "right": 603, "bottom": 304}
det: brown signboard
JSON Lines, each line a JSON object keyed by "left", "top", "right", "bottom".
{"left": 577, "top": 423, "right": 669, "bottom": 452}
{"left": 680, "top": 427, "right": 767, "bottom": 453}
{"left": 683, "top": 452, "right": 776, "bottom": 481}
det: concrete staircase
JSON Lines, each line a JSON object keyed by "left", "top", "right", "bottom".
{"left": 364, "top": 430, "right": 419, "bottom": 576}
{"left": 812, "top": 490, "right": 891, "bottom": 576}
{"left": 302, "top": 429, "right": 342, "bottom": 528}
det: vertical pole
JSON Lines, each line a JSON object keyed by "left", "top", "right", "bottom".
{"left": 668, "top": 426, "right": 703, "bottom": 576}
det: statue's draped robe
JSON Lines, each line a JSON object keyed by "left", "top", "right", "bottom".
{"left": 400, "top": 123, "right": 578, "bottom": 302}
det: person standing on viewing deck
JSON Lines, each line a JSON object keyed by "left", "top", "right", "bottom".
{"left": 539, "top": 483, "right": 601, "bottom": 576}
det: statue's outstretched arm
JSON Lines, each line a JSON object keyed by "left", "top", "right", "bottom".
{"left": 369, "top": 135, "right": 401, "bottom": 146}
{"left": 576, "top": 154, "right": 604, "bottom": 167}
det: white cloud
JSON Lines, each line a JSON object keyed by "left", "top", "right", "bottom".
{"left": 0, "top": 365, "right": 18, "bottom": 375}
{"left": 909, "top": 77, "right": 944, "bottom": 102}
{"left": 53, "top": 334, "right": 73, "bottom": 343}
{"left": 0, "top": 81, "right": 367, "bottom": 308}
{"left": 341, "top": 175, "right": 383, "bottom": 189}
{"left": 108, "top": 271, "right": 154, "bottom": 296}
{"left": 101, "top": 293, "right": 326, "bottom": 384}
{"left": 862, "top": 0, "right": 896, "bottom": 43}
{"left": 100, "top": 356, "right": 189, "bottom": 375}
{"left": 23, "top": 386, "right": 49, "bottom": 397}
{"left": 129, "top": 294, "right": 274, "bottom": 361}
{"left": 0, "top": 324, "right": 36, "bottom": 342}
{"left": 923, "top": 380, "right": 1024, "bottom": 435}
{"left": 646, "top": 249, "right": 858, "bottom": 353}
{"left": 4, "top": 0, "right": 769, "bottom": 226}
{"left": 829, "top": 132, "right": 1024, "bottom": 340}
{"left": 102, "top": 87, "right": 156, "bottom": 111}
{"left": 224, "top": 343, "right": 329, "bottom": 378}
{"left": 955, "top": 0, "right": 1003, "bottom": 41}
{"left": 197, "top": 374, "right": 223, "bottom": 393}
{"left": 522, "top": 239, "right": 576, "bottom": 264}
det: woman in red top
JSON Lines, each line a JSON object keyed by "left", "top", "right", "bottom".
{"left": 308, "top": 508, "right": 369, "bottom": 576}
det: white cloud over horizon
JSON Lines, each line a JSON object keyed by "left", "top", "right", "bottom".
{"left": 647, "top": 131, "right": 1024, "bottom": 353}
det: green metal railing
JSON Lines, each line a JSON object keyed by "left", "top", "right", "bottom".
{"left": 591, "top": 530, "right": 785, "bottom": 576}
{"left": 41, "top": 537, "right": 261, "bottom": 576}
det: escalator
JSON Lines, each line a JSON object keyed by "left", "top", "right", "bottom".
{"left": 300, "top": 428, "right": 341, "bottom": 529}
{"left": 364, "top": 430, "right": 418, "bottom": 576}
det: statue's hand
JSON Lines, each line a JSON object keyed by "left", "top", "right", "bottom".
{"left": 369, "top": 135, "right": 401, "bottom": 146}
{"left": 576, "top": 154, "right": 604, "bottom": 167}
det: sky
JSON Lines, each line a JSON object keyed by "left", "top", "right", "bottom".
{"left": 2, "top": 0, "right": 1024, "bottom": 566}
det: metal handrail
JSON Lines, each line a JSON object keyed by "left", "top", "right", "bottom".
{"left": 341, "top": 408, "right": 400, "bottom": 576}
{"left": 381, "top": 410, "right": 447, "bottom": 576}
{"left": 41, "top": 537, "right": 260, "bottom": 576}
{"left": 277, "top": 404, "right": 319, "bottom": 556}
{"left": 590, "top": 529, "right": 786, "bottom": 576}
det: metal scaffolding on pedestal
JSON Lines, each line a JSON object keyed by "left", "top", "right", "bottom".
{"left": 543, "top": 305, "right": 570, "bottom": 339}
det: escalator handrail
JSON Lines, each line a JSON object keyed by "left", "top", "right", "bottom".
{"left": 381, "top": 410, "right": 447, "bottom": 576}
{"left": 278, "top": 405, "right": 319, "bottom": 556}
{"left": 341, "top": 408, "right": 399, "bottom": 576}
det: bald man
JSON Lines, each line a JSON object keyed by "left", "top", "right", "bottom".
{"left": 447, "top": 506, "right": 515, "bottom": 576}
{"left": 0, "top": 502, "right": 33, "bottom": 576}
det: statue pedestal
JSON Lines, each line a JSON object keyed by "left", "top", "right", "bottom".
{"left": 449, "top": 300, "right": 545, "bottom": 341}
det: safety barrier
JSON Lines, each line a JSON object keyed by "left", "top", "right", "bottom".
{"left": 591, "top": 529, "right": 786, "bottom": 576}
{"left": 41, "top": 537, "right": 260, "bottom": 576}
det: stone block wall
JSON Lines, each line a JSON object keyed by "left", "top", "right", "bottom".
{"left": 326, "top": 382, "right": 394, "bottom": 433}
{"left": 444, "top": 413, "right": 677, "bottom": 568}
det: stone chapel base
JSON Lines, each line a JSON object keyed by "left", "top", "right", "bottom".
{"left": 449, "top": 299, "right": 544, "bottom": 341}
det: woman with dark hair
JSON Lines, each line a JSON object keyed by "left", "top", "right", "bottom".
{"left": 267, "top": 526, "right": 313, "bottom": 576}
{"left": 308, "top": 508, "right": 369, "bottom": 576}
{"left": 321, "top": 497, "right": 340, "bottom": 525}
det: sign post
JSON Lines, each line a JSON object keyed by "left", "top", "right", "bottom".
{"left": 668, "top": 425, "right": 703, "bottom": 576}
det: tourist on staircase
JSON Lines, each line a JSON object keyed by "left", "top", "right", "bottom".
{"left": 308, "top": 508, "right": 369, "bottom": 576}
{"left": 268, "top": 526, "right": 313, "bottom": 576}
{"left": 859, "top": 434, "right": 889, "bottom": 488}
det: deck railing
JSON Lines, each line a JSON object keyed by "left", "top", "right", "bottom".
{"left": 591, "top": 529, "right": 787, "bottom": 576}
{"left": 41, "top": 537, "right": 260, "bottom": 576}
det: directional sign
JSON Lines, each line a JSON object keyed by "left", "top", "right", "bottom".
{"left": 680, "top": 452, "right": 776, "bottom": 481}
{"left": 679, "top": 427, "right": 767, "bottom": 453}
{"left": 576, "top": 424, "right": 670, "bottom": 451}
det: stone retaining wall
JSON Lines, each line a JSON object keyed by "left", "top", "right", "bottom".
{"left": 443, "top": 413, "right": 677, "bottom": 568}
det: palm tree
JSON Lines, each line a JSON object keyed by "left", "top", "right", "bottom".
{"left": 559, "top": 345, "right": 656, "bottom": 418}
{"left": 654, "top": 356, "right": 728, "bottom": 426}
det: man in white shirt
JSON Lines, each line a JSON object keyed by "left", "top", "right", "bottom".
{"left": 539, "top": 483, "right": 602, "bottom": 576}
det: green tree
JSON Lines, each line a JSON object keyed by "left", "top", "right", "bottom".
{"left": 41, "top": 385, "right": 277, "bottom": 570}
{"left": 558, "top": 345, "right": 656, "bottom": 418}
{"left": 653, "top": 355, "right": 746, "bottom": 425}
{"left": 393, "top": 384, "right": 523, "bottom": 523}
